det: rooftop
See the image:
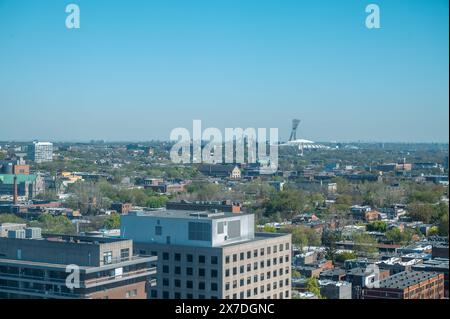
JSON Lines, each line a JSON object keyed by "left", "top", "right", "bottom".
{"left": 127, "top": 209, "right": 248, "bottom": 220}
{"left": 379, "top": 271, "right": 441, "bottom": 289}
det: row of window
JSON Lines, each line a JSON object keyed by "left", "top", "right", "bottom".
{"left": 225, "top": 243, "right": 290, "bottom": 264}
{"left": 225, "top": 277, "right": 289, "bottom": 291}
{"left": 225, "top": 256, "right": 290, "bottom": 276}
{"left": 161, "top": 278, "right": 219, "bottom": 291}
{"left": 225, "top": 290, "right": 290, "bottom": 299}
{"left": 150, "top": 251, "right": 219, "bottom": 265}
{"left": 151, "top": 290, "right": 218, "bottom": 299}
{"left": 162, "top": 265, "right": 218, "bottom": 278}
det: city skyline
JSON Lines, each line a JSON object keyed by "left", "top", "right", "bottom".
{"left": 0, "top": 0, "right": 448, "bottom": 142}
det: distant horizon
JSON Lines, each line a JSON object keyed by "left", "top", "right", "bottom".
{"left": 1, "top": 139, "right": 449, "bottom": 145}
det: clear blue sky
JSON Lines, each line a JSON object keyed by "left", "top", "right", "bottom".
{"left": 0, "top": 0, "right": 448, "bottom": 142}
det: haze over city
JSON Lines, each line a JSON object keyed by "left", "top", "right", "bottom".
{"left": 0, "top": 0, "right": 448, "bottom": 142}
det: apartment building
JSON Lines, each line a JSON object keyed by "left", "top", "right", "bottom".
{"left": 27, "top": 141, "right": 53, "bottom": 163}
{"left": 363, "top": 271, "right": 444, "bottom": 299}
{"left": 121, "top": 210, "right": 291, "bottom": 299}
{"left": 0, "top": 226, "right": 156, "bottom": 299}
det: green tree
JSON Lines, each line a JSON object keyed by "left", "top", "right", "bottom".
{"left": 104, "top": 212, "right": 121, "bottom": 229}
{"left": 30, "top": 214, "right": 76, "bottom": 234}
{"left": 353, "top": 233, "right": 378, "bottom": 256}
{"left": 0, "top": 214, "right": 25, "bottom": 224}
{"left": 366, "top": 221, "right": 387, "bottom": 232}
{"left": 335, "top": 251, "right": 357, "bottom": 263}
{"left": 305, "top": 277, "right": 321, "bottom": 298}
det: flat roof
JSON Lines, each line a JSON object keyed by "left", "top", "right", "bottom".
{"left": 379, "top": 271, "right": 441, "bottom": 289}
{"left": 127, "top": 209, "right": 251, "bottom": 220}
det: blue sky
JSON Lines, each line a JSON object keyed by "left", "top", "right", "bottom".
{"left": 0, "top": 0, "right": 448, "bottom": 142}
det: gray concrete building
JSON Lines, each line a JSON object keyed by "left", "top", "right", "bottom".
{"left": 0, "top": 226, "right": 156, "bottom": 299}
{"left": 121, "top": 210, "right": 292, "bottom": 299}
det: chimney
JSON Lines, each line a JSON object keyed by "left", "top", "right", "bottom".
{"left": 13, "top": 175, "right": 18, "bottom": 205}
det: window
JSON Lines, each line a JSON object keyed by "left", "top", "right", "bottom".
{"left": 279, "top": 244, "right": 283, "bottom": 251}
{"left": 199, "top": 268, "right": 205, "bottom": 277}
{"left": 279, "top": 256, "right": 283, "bottom": 264}
{"left": 217, "top": 222, "right": 224, "bottom": 234}
{"left": 247, "top": 276, "right": 251, "bottom": 285}
{"left": 225, "top": 282, "right": 230, "bottom": 290}
{"left": 163, "top": 265, "right": 169, "bottom": 273}
{"left": 199, "top": 255, "right": 206, "bottom": 264}
{"left": 174, "top": 292, "right": 181, "bottom": 299}
{"left": 198, "top": 295, "right": 205, "bottom": 299}
{"left": 186, "top": 267, "right": 193, "bottom": 276}
{"left": 260, "top": 248, "right": 265, "bottom": 256}
{"left": 267, "top": 246, "right": 271, "bottom": 254}
{"left": 254, "top": 287, "right": 258, "bottom": 295}
{"left": 233, "top": 280, "right": 237, "bottom": 289}
{"left": 151, "top": 290, "right": 157, "bottom": 298}
{"left": 285, "top": 255, "right": 289, "bottom": 263}
{"left": 186, "top": 281, "right": 193, "bottom": 289}
{"left": 260, "top": 273, "right": 265, "bottom": 281}
{"left": 260, "top": 260, "right": 264, "bottom": 268}
{"left": 211, "top": 283, "right": 218, "bottom": 291}
{"left": 247, "top": 251, "right": 251, "bottom": 259}
{"left": 254, "top": 275, "right": 258, "bottom": 283}
{"left": 174, "top": 253, "right": 181, "bottom": 261}
{"left": 163, "top": 278, "right": 169, "bottom": 286}
{"left": 225, "top": 256, "right": 230, "bottom": 264}
{"left": 187, "top": 254, "right": 193, "bottom": 262}
{"left": 162, "top": 291, "right": 169, "bottom": 299}
{"left": 187, "top": 294, "right": 193, "bottom": 299}
{"left": 174, "top": 279, "right": 181, "bottom": 288}
{"left": 240, "top": 252, "right": 244, "bottom": 260}
{"left": 267, "top": 259, "right": 271, "bottom": 267}
{"left": 103, "top": 251, "right": 112, "bottom": 265}
{"left": 175, "top": 266, "right": 181, "bottom": 275}
{"left": 233, "top": 254, "right": 237, "bottom": 262}
{"left": 273, "top": 245, "right": 277, "bottom": 253}
{"left": 233, "top": 267, "right": 237, "bottom": 275}
{"left": 120, "top": 248, "right": 130, "bottom": 261}
{"left": 188, "top": 222, "right": 211, "bottom": 241}
{"left": 225, "top": 269, "right": 230, "bottom": 277}
{"left": 199, "top": 282, "right": 206, "bottom": 290}
{"left": 273, "top": 270, "right": 277, "bottom": 277}
{"left": 253, "top": 250, "right": 258, "bottom": 258}
{"left": 211, "top": 256, "right": 218, "bottom": 265}
{"left": 211, "top": 269, "right": 218, "bottom": 278}
{"left": 285, "top": 243, "right": 290, "bottom": 250}
{"left": 155, "top": 225, "right": 162, "bottom": 236}
{"left": 253, "top": 262, "right": 258, "bottom": 270}
{"left": 240, "top": 265, "right": 244, "bottom": 274}
{"left": 247, "top": 264, "right": 251, "bottom": 272}
{"left": 162, "top": 252, "right": 169, "bottom": 260}
{"left": 247, "top": 289, "right": 251, "bottom": 297}
{"left": 240, "top": 278, "right": 245, "bottom": 286}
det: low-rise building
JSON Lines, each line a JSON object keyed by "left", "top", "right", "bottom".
{"left": 363, "top": 271, "right": 445, "bottom": 299}
{"left": 0, "top": 229, "right": 156, "bottom": 299}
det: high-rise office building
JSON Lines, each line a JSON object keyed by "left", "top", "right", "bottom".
{"left": 121, "top": 210, "right": 292, "bottom": 299}
{"left": 28, "top": 141, "right": 53, "bottom": 163}
{"left": 0, "top": 226, "right": 157, "bottom": 299}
